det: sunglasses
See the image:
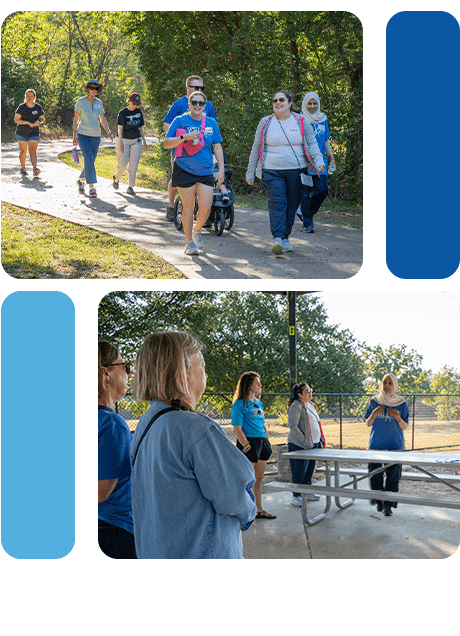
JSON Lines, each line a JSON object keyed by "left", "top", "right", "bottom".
{"left": 87, "top": 86, "right": 99, "bottom": 91}
{"left": 106, "top": 361, "right": 131, "bottom": 374}
{"left": 272, "top": 97, "right": 287, "bottom": 103}
{"left": 190, "top": 100, "right": 206, "bottom": 106}
{"left": 189, "top": 85, "right": 205, "bottom": 91}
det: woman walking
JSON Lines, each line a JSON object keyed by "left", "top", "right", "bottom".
{"left": 164, "top": 91, "right": 225, "bottom": 255}
{"left": 365, "top": 374, "right": 409, "bottom": 516}
{"left": 232, "top": 372, "right": 276, "bottom": 519}
{"left": 73, "top": 79, "right": 113, "bottom": 198}
{"left": 297, "top": 91, "right": 336, "bottom": 233}
{"left": 246, "top": 90, "right": 324, "bottom": 255}
{"left": 112, "top": 92, "right": 147, "bottom": 195}
{"left": 14, "top": 89, "right": 45, "bottom": 176}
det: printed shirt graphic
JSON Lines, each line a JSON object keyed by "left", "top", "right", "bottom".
{"left": 167, "top": 114, "right": 223, "bottom": 176}
{"left": 117, "top": 107, "right": 144, "bottom": 139}
{"left": 231, "top": 398, "right": 267, "bottom": 438}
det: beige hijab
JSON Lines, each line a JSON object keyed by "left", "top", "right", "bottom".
{"left": 373, "top": 373, "right": 406, "bottom": 407}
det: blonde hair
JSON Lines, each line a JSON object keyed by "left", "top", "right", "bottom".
{"left": 98, "top": 340, "right": 119, "bottom": 398}
{"left": 133, "top": 331, "right": 204, "bottom": 403}
{"left": 186, "top": 75, "right": 203, "bottom": 89}
{"left": 25, "top": 88, "right": 36, "bottom": 100}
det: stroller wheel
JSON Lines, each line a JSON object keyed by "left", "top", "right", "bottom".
{"left": 213, "top": 208, "right": 225, "bottom": 236}
{"left": 224, "top": 204, "right": 234, "bottom": 231}
{"left": 173, "top": 196, "right": 183, "bottom": 231}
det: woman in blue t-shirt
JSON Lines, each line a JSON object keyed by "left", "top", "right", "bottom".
{"left": 297, "top": 91, "right": 336, "bottom": 233}
{"left": 365, "top": 373, "right": 409, "bottom": 516}
{"left": 164, "top": 91, "right": 225, "bottom": 255}
{"left": 98, "top": 341, "right": 136, "bottom": 558}
{"left": 232, "top": 372, "right": 276, "bottom": 519}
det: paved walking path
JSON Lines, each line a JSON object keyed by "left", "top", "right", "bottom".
{"left": 1, "top": 139, "right": 362, "bottom": 279}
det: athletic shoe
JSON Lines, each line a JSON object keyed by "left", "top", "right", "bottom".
{"left": 33, "top": 167, "right": 41, "bottom": 176}
{"left": 192, "top": 229, "right": 204, "bottom": 249}
{"left": 291, "top": 496, "right": 302, "bottom": 507}
{"left": 126, "top": 187, "right": 135, "bottom": 195}
{"left": 306, "top": 493, "right": 321, "bottom": 501}
{"left": 166, "top": 205, "right": 174, "bottom": 221}
{"left": 89, "top": 187, "right": 97, "bottom": 197}
{"left": 282, "top": 238, "right": 294, "bottom": 252}
{"left": 384, "top": 507, "right": 393, "bottom": 516}
{"left": 184, "top": 240, "right": 199, "bottom": 255}
{"left": 271, "top": 238, "right": 284, "bottom": 256}
{"left": 112, "top": 176, "right": 119, "bottom": 190}
{"left": 20, "top": 168, "right": 27, "bottom": 176}
{"left": 222, "top": 191, "right": 230, "bottom": 203}
{"left": 77, "top": 179, "right": 85, "bottom": 193}
{"left": 301, "top": 219, "right": 314, "bottom": 233}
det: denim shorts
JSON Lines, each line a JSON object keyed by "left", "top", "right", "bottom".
{"left": 15, "top": 134, "right": 40, "bottom": 142}
{"left": 171, "top": 162, "right": 214, "bottom": 188}
{"left": 237, "top": 436, "right": 272, "bottom": 463}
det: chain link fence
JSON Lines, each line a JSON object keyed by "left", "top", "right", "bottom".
{"left": 117, "top": 392, "right": 460, "bottom": 453}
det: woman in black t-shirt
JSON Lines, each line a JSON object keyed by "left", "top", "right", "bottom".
{"left": 112, "top": 93, "right": 147, "bottom": 195}
{"left": 14, "top": 88, "right": 45, "bottom": 176}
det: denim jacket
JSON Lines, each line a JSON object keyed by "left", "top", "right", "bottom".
{"left": 130, "top": 401, "right": 256, "bottom": 559}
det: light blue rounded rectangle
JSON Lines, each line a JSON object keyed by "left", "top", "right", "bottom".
{"left": 386, "top": 11, "right": 460, "bottom": 278}
{"left": 1, "top": 291, "right": 75, "bottom": 558}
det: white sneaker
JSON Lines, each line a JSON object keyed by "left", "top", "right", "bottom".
{"left": 291, "top": 496, "right": 302, "bottom": 507}
{"left": 184, "top": 240, "right": 199, "bottom": 255}
{"left": 306, "top": 493, "right": 320, "bottom": 501}
{"left": 192, "top": 229, "right": 204, "bottom": 249}
{"left": 272, "top": 237, "right": 284, "bottom": 256}
{"left": 282, "top": 238, "right": 294, "bottom": 252}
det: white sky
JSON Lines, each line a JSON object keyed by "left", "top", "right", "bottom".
{"left": 316, "top": 291, "right": 459, "bottom": 374}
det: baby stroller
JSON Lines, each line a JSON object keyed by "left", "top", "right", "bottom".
{"left": 173, "top": 152, "right": 235, "bottom": 236}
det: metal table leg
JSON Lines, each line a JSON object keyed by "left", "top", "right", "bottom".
{"left": 334, "top": 460, "right": 356, "bottom": 509}
{"left": 301, "top": 460, "right": 332, "bottom": 526}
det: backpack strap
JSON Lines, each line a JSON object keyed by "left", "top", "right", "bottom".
{"left": 131, "top": 406, "right": 177, "bottom": 466}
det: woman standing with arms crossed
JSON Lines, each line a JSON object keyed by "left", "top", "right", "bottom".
{"left": 246, "top": 90, "right": 324, "bottom": 256}
{"left": 73, "top": 79, "right": 113, "bottom": 198}
{"left": 14, "top": 89, "right": 45, "bottom": 176}
{"left": 164, "top": 91, "right": 225, "bottom": 255}
{"left": 112, "top": 92, "right": 147, "bottom": 195}
{"left": 365, "top": 373, "right": 409, "bottom": 516}
{"left": 287, "top": 383, "right": 326, "bottom": 507}
{"left": 232, "top": 372, "right": 276, "bottom": 519}
{"left": 98, "top": 341, "right": 136, "bottom": 558}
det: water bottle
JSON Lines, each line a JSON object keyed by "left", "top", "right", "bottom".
{"left": 72, "top": 147, "right": 79, "bottom": 163}
{"left": 328, "top": 164, "right": 336, "bottom": 175}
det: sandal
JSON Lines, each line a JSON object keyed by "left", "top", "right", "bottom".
{"left": 256, "top": 510, "right": 276, "bottom": 519}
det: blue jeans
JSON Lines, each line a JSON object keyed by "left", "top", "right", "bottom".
{"left": 262, "top": 168, "right": 304, "bottom": 239}
{"left": 77, "top": 133, "right": 101, "bottom": 184}
{"left": 288, "top": 441, "right": 321, "bottom": 497}
{"left": 98, "top": 519, "right": 137, "bottom": 559}
{"left": 299, "top": 174, "right": 329, "bottom": 224}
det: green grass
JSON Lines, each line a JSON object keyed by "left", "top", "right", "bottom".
{"left": 1, "top": 202, "right": 186, "bottom": 279}
{"left": 59, "top": 146, "right": 363, "bottom": 229}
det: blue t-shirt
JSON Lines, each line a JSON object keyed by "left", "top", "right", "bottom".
{"left": 163, "top": 95, "right": 217, "bottom": 124}
{"left": 365, "top": 399, "right": 409, "bottom": 451}
{"left": 167, "top": 113, "right": 223, "bottom": 176}
{"left": 231, "top": 398, "right": 266, "bottom": 438}
{"left": 308, "top": 119, "right": 330, "bottom": 175}
{"left": 98, "top": 405, "right": 134, "bottom": 534}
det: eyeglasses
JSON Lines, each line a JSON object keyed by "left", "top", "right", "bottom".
{"left": 272, "top": 97, "right": 287, "bottom": 103}
{"left": 106, "top": 361, "right": 131, "bottom": 374}
{"left": 190, "top": 100, "right": 206, "bottom": 106}
{"left": 189, "top": 85, "right": 205, "bottom": 91}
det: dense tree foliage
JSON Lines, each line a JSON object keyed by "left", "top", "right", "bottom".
{"left": 123, "top": 11, "right": 363, "bottom": 202}
{"left": 1, "top": 11, "right": 145, "bottom": 130}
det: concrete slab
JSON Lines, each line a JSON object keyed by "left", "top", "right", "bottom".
{"left": 1, "top": 139, "right": 363, "bottom": 279}
{"left": 242, "top": 479, "right": 460, "bottom": 559}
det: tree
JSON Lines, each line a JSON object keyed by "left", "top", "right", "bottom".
{"left": 426, "top": 366, "right": 460, "bottom": 421}
{"left": 361, "top": 343, "right": 431, "bottom": 394}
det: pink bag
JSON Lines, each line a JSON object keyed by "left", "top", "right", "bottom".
{"left": 174, "top": 116, "right": 206, "bottom": 157}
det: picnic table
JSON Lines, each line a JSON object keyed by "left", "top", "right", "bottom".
{"left": 266, "top": 448, "right": 460, "bottom": 526}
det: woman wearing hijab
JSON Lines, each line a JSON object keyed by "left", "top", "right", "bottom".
{"left": 287, "top": 383, "right": 326, "bottom": 507}
{"left": 297, "top": 91, "right": 336, "bottom": 233}
{"left": 246, "top": 90, "right": 324, "bottom": 255}
{"left": 365, "top": 374, "right": 409, "bottom": 516}
{"left": 73, "top": 79, "right": 113, "bottom": 198}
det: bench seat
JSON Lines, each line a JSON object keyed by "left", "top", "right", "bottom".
{"left": 315, "top": 466, "right": 460, "bottom": 482}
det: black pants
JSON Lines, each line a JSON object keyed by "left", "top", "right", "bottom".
{"left": 368, "top": 462, "right": 402, "bottom": 509}
{"left": 98, "top": 519, "right": 137, "bottom": 558}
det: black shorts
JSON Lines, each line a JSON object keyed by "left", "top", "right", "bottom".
{"left": 171, "top": 162, "right": 214, "bottom": 188}
{"left": 237, "top": 437, "right": 272, "bottom": 463}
